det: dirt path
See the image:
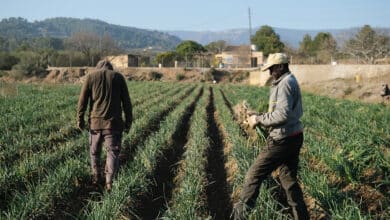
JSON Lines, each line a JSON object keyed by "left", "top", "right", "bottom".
{"left": 128, "top": 88, "right": 203, "bottom": 219}
{"left": 205, "top": 87, "right": 233, "bottom": 219}
{"left": 301, "top": 75, "right": 390, "bottom": 104}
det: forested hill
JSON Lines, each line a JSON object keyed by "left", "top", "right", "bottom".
{"left": 0, "top": 17, "right": 182, "bottom": 50}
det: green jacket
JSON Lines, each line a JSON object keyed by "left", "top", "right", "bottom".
{"left": 77, "top": 62, "right": 132, "bottom": 131}
{"left": 256, "top": 72, "right": 303, "bottom": 140}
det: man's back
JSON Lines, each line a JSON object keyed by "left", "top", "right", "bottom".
{"left": 77, "top": 60, "right": 132, "bottom": 191}
{"left": 77, "top": 62, "right": 132, "bottom": 131}
{"left": 88, "top": 69, "right": 125, "bottom": 119}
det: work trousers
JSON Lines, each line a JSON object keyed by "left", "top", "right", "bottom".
{"left": 233, "top": 133, "right": 309, "bottom": 220}
{"left": 89, "top": 129, "right": 122, "bottom": 184}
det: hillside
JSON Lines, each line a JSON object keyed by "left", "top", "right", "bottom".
{"left": 0, "top": 17, "right": 182, "bottom": 50}
{"left": 168, "top": 26, "right": 390, "bottom": 47}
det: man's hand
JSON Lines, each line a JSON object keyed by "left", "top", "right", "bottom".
{"left": 247, "top": 110, "right": 259, "bottom": 117}
{"left": 77, "top": 120, "right": 85, "bottom": 131}
{"left": 247, "top": 115, "right": 259, "bottom": 129}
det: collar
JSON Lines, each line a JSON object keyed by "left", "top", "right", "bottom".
{"left": 272, "top": 72, "right": 290, "bottom": 86}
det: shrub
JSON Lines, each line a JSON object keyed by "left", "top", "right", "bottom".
{"left": 8, "top": 69, "right": 25, "bottom": 80}
{"left": 235, "top": 75, "right": 245, "bottom": 82}
{"left": 0, "top": 53, "right": 19, "bottom": 70}
{"left": 344, "top": 87, "right": 353, "bottom": 95}
{"left": 11, "top": 51, "right": 47, "bottom": 77}
{"left": 0, "top": 70, "right": 7, "bottom": 77}
{"left": 149, "top": 71, "right": 163, "bottom": 81}
{"left": 176, "top": 73, "right": 185, "bottom": 81}
{"left": 203, "top": 68, "right": 217, "bottom": 82}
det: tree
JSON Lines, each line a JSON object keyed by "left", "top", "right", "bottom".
{"left": 205, "top": 40, "right": 227, "bottom": 54}
{"left": 0, "top": 36, "right": 8, "bottom": 52}
{"left": 65, "top": 32, "right": 100, "bottom": 66}
{"left": 298, "top": 32, "right": 338, "bottom": 64}
{"left": 66, "top": 31, "right": 119, "bottom": 66}
{"left": 251, "top": 25, "right": 284, "bottom": 56}
{"left": 299, "top": 34, "right": 315, "bottom": 57}
{"left": 313, "top": 32, "right": 337, "bottom": 51}
{"left": 11, "top": 51, "right": 46, "bottom": 76}
{"left": 100, "top": 33, "right": 122, "bottom": 56}
{"left": 175, "top": 40, "right": 206, "bottom": 60}
{"left": 0, "top": 52, "right": 19, "bottom": 70}
{"left": 313, "top": 32, "right": 337, "bottom": 63}
{"left": 344, "top": 25, "right": 390, "bottom": 64}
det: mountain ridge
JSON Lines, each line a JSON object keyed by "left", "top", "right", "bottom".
{"left": 1, "top": 17, "right": 389, "bottom": 50}
{"left": 168, "top": 26, "right": 390, "bottom": 48}
{"left": 0, "top": 17, "right": 181, "bottom": 50}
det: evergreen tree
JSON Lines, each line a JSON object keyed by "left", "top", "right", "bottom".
{"left": 251, "top": 25, "right": 284, "bottom": 56}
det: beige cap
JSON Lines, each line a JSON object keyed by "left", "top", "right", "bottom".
{"left": 261, "top": 53, "right": 289, "bottom": 71}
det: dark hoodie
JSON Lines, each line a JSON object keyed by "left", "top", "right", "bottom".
{"left": 77, "top": 60, "right": 132, "bottom": 131}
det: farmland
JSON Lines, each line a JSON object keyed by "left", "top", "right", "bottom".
{"left": 0, "top": 81, "right": 388, "bottom": 219}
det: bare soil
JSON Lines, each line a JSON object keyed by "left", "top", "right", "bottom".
{"left": 3, "top": 67, "right": 388, "bottom": 105}
{"left": 300, "top": 74, "right": 390, "bottom": 104}
{"left": 205, "top": 87, "right": 233, "bottom": 219}
{"left": 126, "top": 88, "right": 203, "bottom": 219}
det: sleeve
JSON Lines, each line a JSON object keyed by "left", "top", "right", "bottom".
{"left": 257, "top": 81, "right": 294, "bottom": 127}
{"left": 120, "top": 76, "right": 132, "bottom": 127}
{"left": 77, "top": 76, "right": 90, "bottom": 123}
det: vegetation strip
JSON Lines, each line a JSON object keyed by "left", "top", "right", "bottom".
{"left": 215, "top": 87, "right": 290, "bottom": 219}
{"left": 50, "top": 84, "right": 196, "bottom": 217}
{"left": 129, "top": 87, "right": 203, "bottom": 219}
{"left": 85, "top": 86, "right": 202, "bottom": 219}
{"left": 119, "top": 85, "right": 196, "bottom": 166}
{"left": 1, "top": 82, "right": 387, "bottom": 218}
{"left": 162, "top": 87, "right": 210, "bottom": 219}
{"left": 224, "top": 84, "right": 381, "bottom": 219}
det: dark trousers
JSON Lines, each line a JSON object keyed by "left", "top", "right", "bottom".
{"left": 89, "top": 129, "right": 122, "bottom": 184}
{"left": 233, "top": 133, "right": 309, "bottom": 220}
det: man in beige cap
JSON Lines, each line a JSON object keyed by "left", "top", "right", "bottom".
{"left": 232, "top": 53, "right": 309, "bottom": 220}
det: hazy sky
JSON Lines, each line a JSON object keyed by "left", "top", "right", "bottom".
{"left": 1, "top": 0, "right": 389, "bottom": 31}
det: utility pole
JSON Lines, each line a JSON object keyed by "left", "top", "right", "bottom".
{"left": 248, "top": 7, "right": 253, "bottom": 67}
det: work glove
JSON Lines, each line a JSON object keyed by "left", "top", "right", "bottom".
{"left": 77, "top": 120, "right": 85, "bottom": 131}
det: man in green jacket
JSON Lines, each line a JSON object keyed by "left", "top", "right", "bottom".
{"left": 233, "top": 53, "right": 309, "bottom": 220}
{"left": 77, "top": 60, "right": 132, "bottom": 192}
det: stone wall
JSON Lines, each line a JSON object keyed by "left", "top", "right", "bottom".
{"left": 249, "top": 65, "right": 390, "bottom": 86}
{"left": 106, "top": 55, "right": 129, "bottom": 69}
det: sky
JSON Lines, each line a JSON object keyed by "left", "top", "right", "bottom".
{"left": 1, "top": 0, "right": 389, "bottom": 31}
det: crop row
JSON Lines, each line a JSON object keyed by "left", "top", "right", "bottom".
{"left": 1, "top": 81, "right": 387, "bottom": 219}
{"left": 0, "top": 82, "right": 194, "bottom": 218}
{"left": 221, "top": 84, "right": 388, "bottom": 219}
{"left": 215, "top": 87, "right": 291, "bottom": 219}
{"left": 85, "top": 86, "right": 203, "bottom": 219}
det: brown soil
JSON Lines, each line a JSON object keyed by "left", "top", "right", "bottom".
{"left": 341, "top": 183, "right": 386, "bottom": 214}
{"left": 205, "top": 87, "right": 233, "bottom": 219}
{"left": 0, "top": 67, "right": 250, "bottom": 85}
{"left": 302, "top": 143, "right": 388, "bottom": 218}
{"left": 300, "top": 74, "right": 390, "bottom": 104}
{"left": 126, "top": 88, "right": 203, "bottom": 219}
{"left": 3, "top": 66, "right": 388, "bottom": 105}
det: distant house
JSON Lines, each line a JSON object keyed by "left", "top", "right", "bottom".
{"left": 105, "top": 54, "right": 150, "bottom": 69}
{"left": 215, "top": 45, "right": 263, "bottom": 68}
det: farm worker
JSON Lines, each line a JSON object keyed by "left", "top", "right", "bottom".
{"left": 232, "top": 53, "right": 309, "bottom": 220}
{"left": 77, "top": 60, "right": 132, "bottom": 192}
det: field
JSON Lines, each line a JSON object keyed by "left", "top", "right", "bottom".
{"left": 0, "top": 81, "right": 388, "bottom": 219}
